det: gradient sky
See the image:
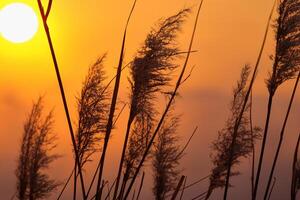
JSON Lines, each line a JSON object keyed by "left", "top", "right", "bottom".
{"left": 1, "top": 0, "right": 299, "bottom": 199}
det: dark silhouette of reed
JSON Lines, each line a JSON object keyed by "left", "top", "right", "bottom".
{"left": 263, "top": 71, "right": 300, "bottom": 199}
{"left": 205, "top": 65, "right": 261, "bottom": 200}
{"left": 94, "top": 1, "right": 137, "bottom": 199}
{"left": 73, "top": 55, "right": 110, "bottom": 199}
{"left": 114, "top": 8, "right": 190, "bottom": 199}
{"left": 170, "top": 175, "right": 185, "bottom": 200}
{"left": 222, "top": 1, "right": 276, "bottom": 199}
{"left": 36, "top": 1, "right": 86, "bottom": 198}
{"left": 123, "top": 1, "right": 204, "bottom": 198}
{"left": 16, "top": 97, "right": 59, "bottom": 200}
{"left": 249, "top": 90, "right": 255, "bottom": 198}
{"left": 152, "top": 113, "right": 182, "bottom": 200}
{"left": 254, "top": 0, "right": 300, "bottom": 198}
{"left": 291, "top": 134, "right": 300, "bottom": 200}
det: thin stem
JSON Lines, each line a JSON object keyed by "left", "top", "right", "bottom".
{"left": 252, "top": 94, "right": 274, "bottom": 200}
{"left": 113, "top": 116, "right": 134, "bottom": 200}
{"left": 171, "top": 176, "right": 185, "bottom": 200}
{"left": 267, "top": 178, "right": 276, "bottom": 200}
{"left": 192, "top": 191, "right": 208, "bottom": 200}
{"left": 36, "top": 1, "right": 86, "bottom": 198}
{"left": 45, "top": 0, "right": 52, "bottom": 19}
{"left": 180, "top": 176, "right": 187, "bottom": 200}
{"left": 104, "top": 179, "right": 117, "bottom": 200}
{"left": 175, "top": 126, "right": 198, "bottom": 160}
{"left": 264, "top": 71, "right": 300, "bottom": 199}
{"left": 94, "top": 1, "right": 137, "bottom": 199}
{"left": 84, "top": 103, "right": 126, "bottom": 199}
{"left": 123, "top": 1, "right": 204, "bottom": 198}
{"left": 253, "top": 94, "right": 273, "bottom": 199}
{"left": 56, "top": 169, "right": 75, "bottom": 200}
{"left": 73, "top": 161, "right": 77, "bottom": 200}
{"left": 250, "top": 90, "right": 255, "bottom": 198}
{"left": 135, "top": 172, "right": 145, "bottom": 200}
{"left": 291, "top": 133, "right": 300, "bottom": 200}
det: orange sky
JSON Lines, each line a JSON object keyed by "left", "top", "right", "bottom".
{"left": 1, "top": 0, "right": 300, "bottom": 199}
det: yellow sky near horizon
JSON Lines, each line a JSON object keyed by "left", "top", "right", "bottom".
{"left": 1, "top": 0, "right": 299, "bottom": 199}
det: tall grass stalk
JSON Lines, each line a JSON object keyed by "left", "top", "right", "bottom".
{"left": 291, "top": 133, "right": 300, "bottom": 200}
{"left": 94, "top": 1, "right": 137, "bottom": 199}
{"left": 135, "top": 172, "right": 145, "bottom": 200}
{"left": 170, "top": 176, "right": 185, "bottom": 200}
{"left": 249, "top": 90, "right": 255, "bottom": 198}
{"left": 254, "top": 0, "right": 300, "bottom": 198}
{"left": 36, "top": 1, "right": 86, "bottom": 198}
{"left": 264, "top": 70, "right": 300, "bottom": 198}
{"left": 267, "top": 178, "right": 276, "bottom": 200}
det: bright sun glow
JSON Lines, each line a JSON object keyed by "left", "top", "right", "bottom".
{"left": 0, "top": 3, "right": 38, "bottom": 43}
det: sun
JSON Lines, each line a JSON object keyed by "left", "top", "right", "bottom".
{"left": 0, "top": 3, "right": 38, "bottom": 43}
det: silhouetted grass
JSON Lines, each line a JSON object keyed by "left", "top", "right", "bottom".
{"left": 206, "top": 65, "right": 261, "bottom": 200}
{"left": 115, "top": 8, "right": 190, "bottom": 199}
{"left": 152, "top": 113, "right": 182, "bottom": 200}
{"left": 254, "top": 0, "right": 300, "bottom": 198}
{"left": 16, "top": 97, "right": 59, "bottom": 200}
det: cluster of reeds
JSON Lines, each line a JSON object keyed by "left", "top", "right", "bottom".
{"left": 205, "top": 0, "right": 300, "bottom": 200}
{"left": 13, "top": 0, "right": 300, "bottom": 199}
{"left": 13, "top": 0, "right": 204, "bottom": 200}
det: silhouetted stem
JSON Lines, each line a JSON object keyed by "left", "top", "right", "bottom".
{"left": 166, "top": 174, "right": 209, "bottom": 199}
{"left": 250, "top": 90, "right": 255, "bottom": 198}
{"left": 94, "top": 1, "right": 137, "bottom": 199}
{"left": 175, "top": 126, "right": 198, "bottom": 160}
{"left": 123, "top": 1, "right": 204, "bottom": 198}
{"left": 56, "top": 169, "right": 75, "bottom": 200}
{"left": 223, "top": 1, "right": 276, "bottom": 199}
{"left": 135, "top": 172, "right": 145, "bottom": 200}
{"left": 131, "top": 190, "right": 136, "bottom": 200}
{"left": 171, "top": 176, "right": 185, "bottom": 200}
{"left": 264, "top": 71, "right": 300, "bottom": 199}
{"left": 84, "top": 103, "right": 126, "bottom": 199}
{"left": 267, "top": 178, "right": 276, "bottom": 200}
{"left": 36, "top": 1, "right": 86, "bottom": 199}
{"left": 192, "top": 191, "right": 208, "bottom": 200}
{"left": 180, "top": 176, "right": 187, "bottom": 200}
{"left": 252, "top": 93, "right": 274, "bottom": 200}
{"left": 291, "top": 133, "right": 300, "bottom": 200}
{"left": 45, "top": 0, "right": 52, "bottom": 19}
{"left": 104, "top": 179, "right": 117, "bottom": 200}
{"left": 113, "top": 116, "right": 134, "bottom": 200}
{"left": 73, "top": 161, "right": 77, "bottom": 200}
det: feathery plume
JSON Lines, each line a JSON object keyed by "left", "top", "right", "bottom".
{"left": 206, "top": 66, "right": 261, "bottom": 199}
{"left": 76, "top": 54, "right": 109, "bottom": 167}
{"left": 152, "top": 113, "right": 182, "bottom": 200}
{"left": 114, "top": 8, "right": 190, "bottom": 198}
{"left": 16, "top": 97, "right": 59, "bottom": 200}
{"left": 254, "top": 1, "right": 300, "bottom": 198}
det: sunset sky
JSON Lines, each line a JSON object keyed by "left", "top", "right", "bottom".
{"left": 1, "top": 0, "right": 299, "bottom": 199}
